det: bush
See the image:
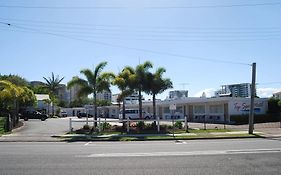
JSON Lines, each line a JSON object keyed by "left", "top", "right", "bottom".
{"left": 102, "top": 122, "right": 111, "bottom": 130}
{"left": 0, "top": 117, "right": 5, "bottom": 134}
{"left": 174, "top": 121, "right": 183, "bottom": 129}
{"left": 230, "top": 114, "right": 280, "bottom": 124}
{"left": 136, "top": 121, "right": 145, "bottom": 130}
{"left": 83, "top": 124, "right": 91, "bottom": 130}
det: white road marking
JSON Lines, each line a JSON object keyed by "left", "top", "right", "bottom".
{"left": 84, "top": 142, "right": 91, "bottom": 146}
{"left": 175, "top": 141, "right": 187, "bottom": 144}
{"left": 80, "top": 148, "right": 281, "bottom": 158}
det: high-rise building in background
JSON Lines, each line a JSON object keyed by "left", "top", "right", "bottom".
{"left": 112, "top": 92, "right": 144, "bottom": 104}
{"left": 68, "top": 84, "right": 81, "bottom": 103}
{"left": 96, "top": 91, "right": 112, "bottom": 102}
{"left": 215, "top": 83, "right": 254, "bottom": 98}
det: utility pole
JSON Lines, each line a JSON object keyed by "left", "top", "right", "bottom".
{"left": 249, "top": 62, "right": 256, "bottom": 134}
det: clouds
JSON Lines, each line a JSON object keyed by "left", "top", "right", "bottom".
{"left": 193, "top": 88, "right": 216, "bottom": 97}
{"left": 256, "top": 88, "right": 281, "bottom": 98}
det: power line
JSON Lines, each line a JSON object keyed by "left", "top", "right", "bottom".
{"left": 1, "top": 17, "right": 281, "bottom": 32}
{"left": 1, "top": 21, "right": 280, "bottom": 43}
{"left": 1, "top": 21, "right": 281, "bottom": 41}
{"left": 0, "top": 2, "right": 281, "bottom": 9}
{"left": 2, "top": 20, "right": 281, "bottom": 35}
{"left": 0, "top": 21, "right": 252, "bottom": 66}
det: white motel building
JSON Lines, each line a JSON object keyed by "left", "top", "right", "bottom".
{"left": 97, "top": 97, "right": 268, "bottom": 124}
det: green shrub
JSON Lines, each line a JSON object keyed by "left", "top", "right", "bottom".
{"left": 174, "top": 121, "right": 183, "bottom": 129}
{"left": 136, "top": 121, "right": 145, "bottom": 130}
{"left": 0, "top": 117, "right": 5, "bottom": 134}
{"left": 83, "top": 124, "right": 91, "bottom": 130}
{"left": 230, "top": 114, "right": 280, "bottom": 124}
{"left": 102, "top": 122, "right": 111, "bottom": 130}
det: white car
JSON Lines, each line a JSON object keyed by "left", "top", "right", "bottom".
{"left": 119, "top": 109, "right": 152, "bottom": 120}
{"left": 59, "top": 111, "right": 68, "bottom": 117}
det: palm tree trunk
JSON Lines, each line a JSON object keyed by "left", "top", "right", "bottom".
{"left": 138, "top": 88, "right": 142, "bottom": 119}
{"left": 52, "top": 102, "right": 54, "bottom": 116}
{"left": 94, "top": 92, "right": 97, "bottom": 127}
{"left": 122, "top": 99, "right": 126, "bottom": 131}
{"left": 153, "top": 94, "right": 156, "bottom": 119}
{"left": 153, "top": 94, "right": 157, "bottom": 128}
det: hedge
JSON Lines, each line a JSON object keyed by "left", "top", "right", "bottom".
{"left": 230, "top": 114, "right": 280, "bottom": 124}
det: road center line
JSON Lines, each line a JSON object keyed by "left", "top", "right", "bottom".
{"left": 80, "top": 148, "right": 281, "bottom": 158}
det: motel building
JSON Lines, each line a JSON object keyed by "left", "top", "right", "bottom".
{"left": 101, "top": 97, "right": 268, "bottom": 124}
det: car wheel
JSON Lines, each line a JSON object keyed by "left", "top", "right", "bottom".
{"left": 24, "top": 117, "right": 28, "bottom": 121}
{"left": 145, "top": 116, "right": 150, "bottom": 120}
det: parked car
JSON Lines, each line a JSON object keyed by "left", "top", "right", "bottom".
{"left": 118, "top": 109, "right": 152, "bottom": 120}
{"left": 77, "top": 112, "right": 87, "bottom": 118}
{"left": 59, "top": 111, "right": 68, "bottom": 117}
{"left": 20, "top": 111, "right": 48, "bottom": 121}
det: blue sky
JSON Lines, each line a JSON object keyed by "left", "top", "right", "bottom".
{"left": 0, "top": 0, "right": 281, "bottom": 99}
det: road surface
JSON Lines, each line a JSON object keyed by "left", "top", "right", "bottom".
{"left": 0, "top": 138, "right": 280, "bottom": 174}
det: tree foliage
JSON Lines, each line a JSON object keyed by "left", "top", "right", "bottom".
{"left": 43, "top": 72, "right": 64, "bottom": 115}
{"left": 67, "top": 62, "right": 114, "bottom": 126}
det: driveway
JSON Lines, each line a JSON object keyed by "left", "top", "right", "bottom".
{"left": 0, "top": 117, "right": 71, "bottom": 142}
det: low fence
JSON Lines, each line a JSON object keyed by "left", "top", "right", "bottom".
{"left": 69, "top": 117, "right": 189, "bottom": 133}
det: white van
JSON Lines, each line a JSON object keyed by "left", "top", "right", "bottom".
{"left": 119, "top": 109, "right": 151, "bottom": 120}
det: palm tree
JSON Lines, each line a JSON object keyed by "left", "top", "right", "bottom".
{"left": 131, "top": 61, "right": 153, "bottom": 119}
{"left": 112, "top": 67, "right": 134, "bottom": 130}
{"left": 43, "top": 72, "right": 64, "bottom": 116}
{"left": 67, "top": 62, "right": 114, "bottom": 126}
{"left": 146, "top": 67, "right": 173, "bottom": 119}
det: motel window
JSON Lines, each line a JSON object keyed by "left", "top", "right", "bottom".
{"left": 209, "top": 105, "right": 223, "bottom": 114}
{"left": 194, "top": 105, "right": 205, "bottom": 114}
{"left": 176, "top": 106, "right": 183, "bottom": 113}
{"left": 164, "top": 107, "right": 170, "bottom": 113}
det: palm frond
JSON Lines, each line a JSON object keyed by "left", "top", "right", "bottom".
{"left": 80, "top": 69, "right": 95, "bottom": 86}
{"left": 94, "top": 62, "right": 107, "bottom": 80}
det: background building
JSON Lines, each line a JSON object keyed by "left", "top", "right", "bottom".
{"left": 169, "top": 90, "right": 188, "bottom": 99}
{"left": 112, "top": 92, "right": 144, "bottom": 104}
{"left": 215, "top": 83, "right": 254, "bottom": 98}
{"left": 97, "top": 91, "right": 112, "bottom": 102}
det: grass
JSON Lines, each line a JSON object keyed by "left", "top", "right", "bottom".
{"left": 60, "top": 128, "right": 259, "bottom": 142}
{"left": 187, "top": 128, "right": 233, "bottom": 133}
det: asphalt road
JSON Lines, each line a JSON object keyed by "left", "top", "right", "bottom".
{"left": 0, "top": 118, "right": 70, "bottom": 141}
{"left": 0, "top": 138, "right": 280, "bottom": 175}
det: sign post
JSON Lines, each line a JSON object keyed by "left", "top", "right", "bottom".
{"left": 169, "top": 104, "right": 176, "bottom": 139}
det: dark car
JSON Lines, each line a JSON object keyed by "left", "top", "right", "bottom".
{"left": 20, "top": 111, "right": 48, "bottom": 121}
{"left": 77, "top": 112, "right": 87, "bottom": 118}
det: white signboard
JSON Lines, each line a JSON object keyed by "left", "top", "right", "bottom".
{"left": 228, "top": 98, "right": 268, "bottom": 115}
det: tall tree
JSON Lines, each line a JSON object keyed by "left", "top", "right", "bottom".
{"left": 67, "top": 62, "right": 114, "bottom": 126}
{"left": 43, "top": 72, "right": 64, "bottom": 116}
{"left": 146, "top": 67, "right": 173, "bottom": 119}
{"left": 131, "top": 61, "right": 153, "bottom": 119}
{"left": 112, "top": 67, "right": 134, "bottom": 130}
{"left": 0, "top": 80, "right": 36, "bottom": 128}
{"left": 0, "top": 74, "right": 29, "bottom": 87}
